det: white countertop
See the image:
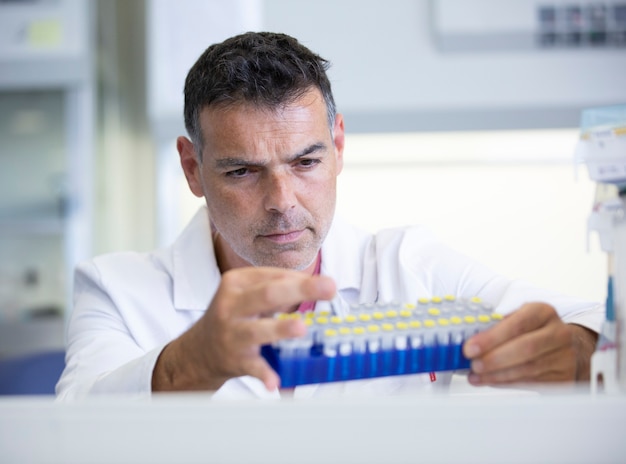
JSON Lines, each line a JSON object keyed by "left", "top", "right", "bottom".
{"left": 1, "top": 388, "right": 625, "bottom": 464}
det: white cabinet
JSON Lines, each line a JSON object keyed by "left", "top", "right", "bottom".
{"left": 0, "top": 0, "right": 94, "bottom": 356}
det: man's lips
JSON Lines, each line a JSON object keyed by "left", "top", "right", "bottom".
{"left": 260, "top": 229, "right": 305, "bottom": 243}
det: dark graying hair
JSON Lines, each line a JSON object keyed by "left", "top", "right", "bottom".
{"left": 183, "top": 31, "right": 337, "bottom": 157}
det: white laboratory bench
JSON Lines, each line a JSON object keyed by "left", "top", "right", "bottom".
{"left": 1, "top": 389, "right": 625, "bottom": 464}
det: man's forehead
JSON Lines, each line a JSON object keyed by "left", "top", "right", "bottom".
{"left": 198, "top": 95, "right": 329, "bottom": 155}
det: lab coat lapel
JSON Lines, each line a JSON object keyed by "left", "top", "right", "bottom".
{"left": 320, "top": 216, "right": 378, "bottom": 304}
{"left": 372, "top": 226, "right": 437, "bottom": 303}
{"left": 171, "top": 207, "right": 222, "bottom": 312}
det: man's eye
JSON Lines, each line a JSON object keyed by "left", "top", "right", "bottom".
{"left": 298, "top": 158, "right": 320, "bottom": 168}
{"left": 226, "top": 168, "right": 249, "bottom": 178}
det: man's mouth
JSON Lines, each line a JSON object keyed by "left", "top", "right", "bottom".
{"left": 260, "top": 229, "right": 305, "bottom": 243}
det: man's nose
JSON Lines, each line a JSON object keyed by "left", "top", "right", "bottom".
{"left": 264, "top": 172, "right": 297, "bottom": 214}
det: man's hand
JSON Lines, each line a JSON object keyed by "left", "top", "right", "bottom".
{"left": 152, "top": 267, "right": 336, "bottom": 392}
{"left": 463, "top": 303, "right": 598, "bottom": 386}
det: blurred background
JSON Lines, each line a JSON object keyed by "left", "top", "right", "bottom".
{"left": 0, "top": 0, "right": 624, "bottom": 362}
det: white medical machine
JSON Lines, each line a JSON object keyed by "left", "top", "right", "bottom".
{"left": 575, "top": 104, "right": 626, "bottom": 393}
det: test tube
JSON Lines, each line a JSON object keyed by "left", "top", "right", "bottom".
{"left": 441, "top": 295, "right": 456, "bottom": 314}
{"left": 349, "top": 303, "right": 361, "bottom": 315}
{"left": 389, "top": 300, "right": 402, "bottom": 311}
{"left": 367, "top": 324, "right": 381, "bottom": 377}
{"left": 427, "top": 307, "right": 441, "bottom": 320}
{"left": 408, "top": 320, "right": 423, "bottom": 373}
{"left": 352, "top": 326, "right": 367, "bottom": 378}
{"left": 278, "top": 338, "right": 298, "bottom": 358}
{"left": 467, "top": 296, "right": 483, "bottom": 313}
{"left": 395, "top": 321, "right": 409, "bottom": 374}
{"left": 338, "top": 327, "right": 353, "bottom": 356}
{"left": 477, "top": 314, "right": 493, "bottom": 332}
{"left": 311, "top": 316, "right": 329, "bottom": 345}
{"left": 322, "top": 328, "right": 339, "bottom": 358}
{"left": 462, "top": 315, "right": 479, "bottom": 338}
{"left": 375, "top": 301, "right": 390, "bottom": 311}
{"left": 385, "top": 309, "right": 399, "bottom": 320}
{"left": 358, "top": 313, "right": 372, "bottom": 328}
{"left": 422, "top": 319, "right": 437, "bottom": 346}
{"left": 294, "top": 318, "right": 314, "bottom": 357}
{"left": 430, "top": 296, "right": 443, "bottom": 306}
{"left": 322, "top": 328, "right": 339, "bottom": 382}
{"left": 367, "top": 325, "right": 381, "bottom": 353}
{"left": 480, "top": 302, "right": 495, "bottom": 314}
{"left": 380, "top": 323, "right": 395, "bottom": 375}
{"left": 415, "top": 298, "right": 429, "bottom": 317}
{"left": 402, "top": 302, "right": 416, "bottom": 315}
{"left": 363, "top": 303, "right": 375, "bottom": 313}
{"left": 436, "top": 318, "right": 451, "bottom": 345}
{"left": 399, "top": 309, "right": 413, "bottom": 322}
{"left": 449, "top": 315, "right": 465, "bottom": 368}
{"left": 381, "top": 323, "right": 395, "bottom": 351}
{"left": 338, "top": 326, "right": 353, "bottom": 380}
{"left": 372, "top": 311, "right": 385, "bottom": 323}
{"left": 435, "top": 318, "right": 451, "bottom": 370}
{"left": 352, "top": 326, "right": 367, "bottom": 354}
{"left": 394, "top": 322, "right": 409, "bottom": 350}
{"left": 408, "top": 320, "right": 423, "bottom": 349}
{"left": 449, "top": 315, "right": 465, "bottom": 345}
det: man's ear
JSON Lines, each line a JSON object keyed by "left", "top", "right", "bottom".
{"left": 333, "top": 113, "right": 345, "bottom": 175}
{"left": 177, "top": 136, "right": 204, "bottom": 198}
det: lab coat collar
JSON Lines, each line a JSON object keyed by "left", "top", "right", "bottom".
{"left": 171, "top": 208, "right": 368, "bottom": 312}
{"left": 320, "top": 215, "right": 368, "bottom": 302}
{"left": 172, "top": 206, "right": 221, "bottom": 311}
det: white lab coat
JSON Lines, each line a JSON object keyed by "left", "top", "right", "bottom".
{"left": 56, "top": 207, "right": 603, "bottom": 400}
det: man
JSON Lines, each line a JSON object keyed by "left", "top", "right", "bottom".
{"left": 56, "top": 32, "right": 601, "bottom": 399}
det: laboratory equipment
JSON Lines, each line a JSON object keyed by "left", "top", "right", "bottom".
{"left": 261, "top": 296, "right": 501, "bottom": 387}
{"left": 575, "top": 103, "right": 626, "bottom": 393}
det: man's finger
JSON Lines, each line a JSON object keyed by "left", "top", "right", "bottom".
{"left": 231, "top": 317, "right": 307, "bottom": 347}
{"left": 240, "top": 355, "right": 282, "bottom": 391}
{"left": 468, "top": 345, "right": 577, "bottom": 385}
{"left": 233, "top": 274, "right": 336, "bottom": 317}
{"left": 470, "top": 321, "right": 572, "bottom": 374}
{"left": 463, "top": 303, "right": 558, "bottom": 359}
{"left": 222, "top": 266, "right": 329, "bottom": 290}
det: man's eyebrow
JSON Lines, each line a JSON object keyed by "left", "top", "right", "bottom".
{"left": 214, "top": 143, "right": 327, "bottom": 168}
{"left": 288, "top": 142, "right": 326, "bottom": 162}
{"left": 213, "top": 157, "right": 261, "bottom": 169}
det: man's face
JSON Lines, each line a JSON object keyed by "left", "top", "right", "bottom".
{"left": 178, "top": 88, "right": 345, "bottom": 272}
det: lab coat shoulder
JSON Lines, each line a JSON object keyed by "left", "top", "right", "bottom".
{"left": 78, "top": 249, "right": 183, "bottom": 345}
{"left": 56, "top": 248, "right": 193, "bottom": 399}
{"left": 362, "top": 223, "right": 603, "bottom": 332}
{"left": 358, "top": 222, "right": 504, "bottom": 303}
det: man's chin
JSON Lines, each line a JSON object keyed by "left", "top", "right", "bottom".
{"left": 251, "top": 250, "right": 318, "bottom": 271}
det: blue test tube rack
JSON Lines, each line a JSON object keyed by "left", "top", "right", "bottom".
{"left": 262, "top": 296, "right": 501, "bottom": 388}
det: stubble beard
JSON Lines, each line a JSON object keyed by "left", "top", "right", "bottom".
{"left": 238, "top": 213, "right": 327, "bottom": 270}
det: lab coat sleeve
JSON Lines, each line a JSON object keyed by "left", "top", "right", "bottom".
{"left": 56, "top": 260, "right": 166, "bottom": 400}
{"left": 392, "top": 225, "right": 604, "bottom": 334}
